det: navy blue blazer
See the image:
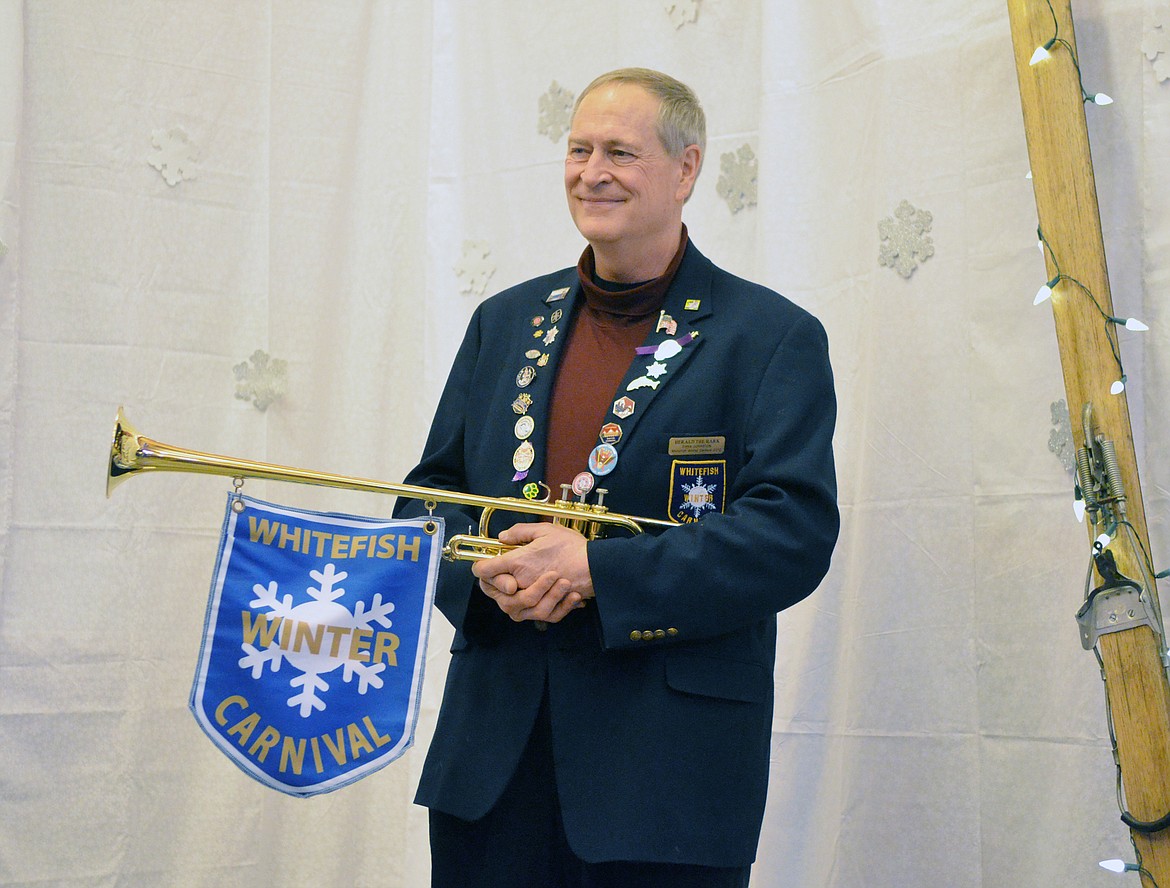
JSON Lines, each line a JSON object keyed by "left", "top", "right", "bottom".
{"left": 394, "top": 241, "right": 838, "bottom": 867}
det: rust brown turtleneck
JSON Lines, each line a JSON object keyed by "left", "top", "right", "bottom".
{"left": 544, "top": 227, "right": 689, "bottom": 496}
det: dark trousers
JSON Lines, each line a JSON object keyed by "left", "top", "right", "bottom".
{"left": 428, "top": 691, "right": 752, "bottom": 888}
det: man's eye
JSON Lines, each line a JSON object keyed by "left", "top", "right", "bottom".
{"left": 568, "top": 147, "right": 590, "bottom": 159}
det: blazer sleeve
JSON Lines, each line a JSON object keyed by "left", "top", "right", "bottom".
{"left": 586, "top": 311, "right": 839, "bottom": 649}
{"left": 391, "top": 307, "right": 492, "bottom": 644}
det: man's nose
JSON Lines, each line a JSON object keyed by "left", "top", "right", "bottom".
{"left": 580, "top": 152, "right": 614, "bottom": 186}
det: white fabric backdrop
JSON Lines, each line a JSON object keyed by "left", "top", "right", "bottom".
{"left": 2, "top": 1, "right": 1168, "bottom": 885}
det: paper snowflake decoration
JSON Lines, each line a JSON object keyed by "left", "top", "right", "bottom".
{"left": 538, "top": 81, "right": 575, "bottom": 142}
{"left": 148, "top": 126, "right": 199, "bottom": 186}
{"left": 233, "top": 349, "right": 287, "bottom": 412}
{"left": 1049, "top": 399, "right": 1076, "bottom": 474}
{"left": 454, "top": 240, "right": 496, "bottom": 297}
{"left": 665, "top": 0, "right": 700, "bottom": 28}
{"left": 716, "top": 144, "right": 758, "bottom": 214}
{"left": 1143, "top": 6, "right": 1170, "bottom": 83}
{"left": 878, "top": 199, "right": 935, "bottom": 278}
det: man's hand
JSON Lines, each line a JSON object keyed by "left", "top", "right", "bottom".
{"left": 471, "top": 523, "right": 595, "bottom": 624}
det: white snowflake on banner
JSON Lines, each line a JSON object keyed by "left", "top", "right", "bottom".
{"left": 148, "top": 126, "right": 199, "bottom": 186}
{"left": 538, "top": 81, "right": 575, "bottom": 142}
{"left": 1143, "top": 6, "right": 1170, "bottom": 83}
{"left": 239, "top": 564, "right": 396, "bottom": 717}
{"left": 233, "top": 349, "right": 287, "bottom": 412}
{"left": 878, "top": 199, "right": 935, "bottom": 278}
{"left": 665, "top": 0, "right": 700, "bottom": 28}
{"left": 454, "top": 240, "right": 496, "bottom": 297}
{"left": 1049, "top": 399, "right": 1076, "bottom": 474}
{"left": 716, "top": 144, "right": 758, "bottom": 214}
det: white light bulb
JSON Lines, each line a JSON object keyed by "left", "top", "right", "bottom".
{"left": 1125, "top": 318, "right": 1149, "bottom": 331}
{"left": 1099, "top": 858, "right": 1134, "bottom": 873}
{"left": 1096, "top": 533, "right": 1112, "bottom": 548}
{"left": 1034, "top": 284, "right": 1053, "bottom": 305}
{"left": 1111, "top": 378, "right": 1125, "bottom": 395}
{"left": 1030, "top": 46, "right": 1051, "bottom": 65}
{"left": 1093, "top": 93, "right": 1114, "bottom": 105}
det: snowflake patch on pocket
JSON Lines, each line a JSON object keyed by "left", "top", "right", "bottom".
{"left": 668, "top": 460, "right": 726, "bottom": 523}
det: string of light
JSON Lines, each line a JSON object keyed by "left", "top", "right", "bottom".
{"left": 1033, "top": 227, "right": 1147, "bottom": 395}
{"left": 1028, "top": 0, "right": 1114, "bottom": 104}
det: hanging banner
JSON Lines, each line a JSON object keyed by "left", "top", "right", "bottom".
{"left": 190, "top": 494, "right": 443, "bottom": 797}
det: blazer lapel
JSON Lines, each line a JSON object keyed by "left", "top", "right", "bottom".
{"left": 600, "top": 245, "right": 715, "bottom": 449}
{"left": 499, "top": 273, "right": 580, "bottom": 495}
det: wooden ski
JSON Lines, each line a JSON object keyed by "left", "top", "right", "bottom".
{"left": 1007, "top": 1, "right": 1170, "bottom": 883}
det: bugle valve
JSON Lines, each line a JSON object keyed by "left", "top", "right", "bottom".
{"left": 107, "top": 408, "right": 676, "bottom": 562}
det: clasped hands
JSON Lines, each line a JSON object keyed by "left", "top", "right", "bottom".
{"left": 471, "top": 523, "right": 594, "bottom": 624}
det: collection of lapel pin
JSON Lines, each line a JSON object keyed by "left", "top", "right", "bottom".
{"left": 506, "top": 288, "right": 702, "bottom": 504}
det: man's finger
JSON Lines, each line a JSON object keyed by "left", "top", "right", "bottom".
{"left": 497, "top": 522, "right": 553, "bottom": 546}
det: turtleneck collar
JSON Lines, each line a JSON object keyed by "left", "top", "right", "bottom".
{"left": 575, "top": 225, "right": 689, "bottom": 319}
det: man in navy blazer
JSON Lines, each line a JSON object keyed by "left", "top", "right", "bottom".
{"left": 395, "top": 68, "right": 838, "bottom": 888}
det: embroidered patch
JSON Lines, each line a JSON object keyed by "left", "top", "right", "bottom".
{"left": 668, "top": 460, "right": 726, "bottom": 523}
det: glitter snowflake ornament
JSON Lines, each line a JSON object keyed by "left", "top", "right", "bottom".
{"left": 148, "top": 126, "right": 199, "bottom": 186}
{"left": 454, "top": 240, "right": 496, "bottom": 297}
{"left": 878, "top": 200, "right": 935, "bottom": 278}
{"left": 538, "top": 81, "right": 575, "bottom": 142}
{"left": 1143, "top": 6, "right": 1170, "bottom": 83}
{"left": 1049, "top": 399, "right": 1076, "bottom": 474}
{"left": 716, "top": 144, "right": 758, "bottom": 214}
{"left": 665, "top": 0, "right": 701, "bottom": 28}
{"left": 234, "top": 349, "right": 288, "bottom": 411}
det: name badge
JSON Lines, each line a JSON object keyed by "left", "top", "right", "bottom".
{"left": 668, "top": 435, "right": 726, "bottom": 456}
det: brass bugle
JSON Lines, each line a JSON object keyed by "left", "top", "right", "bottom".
{"left": 107, "top": 407, "right": 676, "bottom": 562}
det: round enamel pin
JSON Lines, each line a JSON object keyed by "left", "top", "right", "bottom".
{"left": 513, "top": 441, "right": 535, "bottom": 473}
{"left": 588, "top": 444, "right": 618, "bottom": 476}
{"left": 514, "top": 415, "right": 535, "bottom": 440}
{"left": 571, "top": 471, "right": 595, "bottom": 497}
{"left": 516, "top": 366, "right": 536, "bottom": 388}
{"left": 599, "top": 422, "right": 622, "bottom": 445}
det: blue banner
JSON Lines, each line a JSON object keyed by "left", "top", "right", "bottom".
{"left": 190, "top": 494, "right": 443, "bottom": 797}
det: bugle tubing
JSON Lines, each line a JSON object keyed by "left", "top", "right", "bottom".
{"left": 107, "top": 408, "right": 675, "bottom": 562}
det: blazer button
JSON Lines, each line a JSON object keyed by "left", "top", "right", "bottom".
{"left": 641, "top": 630, "right": 656, "bottom": 641}
{"left": 629, "top": 630, "right": 642, "bottom": 642}
{"left": 666, "top": 628, "right": 679, "bottom": 636}
{"left": 654, "top": 629, "right": 666, "bottom": 639}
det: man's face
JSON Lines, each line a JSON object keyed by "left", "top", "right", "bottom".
{"left": 564, "top": 83, "right": 697, "bottom": 261}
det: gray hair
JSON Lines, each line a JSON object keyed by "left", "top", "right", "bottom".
{"left": 573, "top": 68, "right": 706, "bottom": 160}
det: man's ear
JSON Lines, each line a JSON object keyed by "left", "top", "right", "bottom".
{"left": 677, "top": 144, "right": 702, "bottom": 202}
